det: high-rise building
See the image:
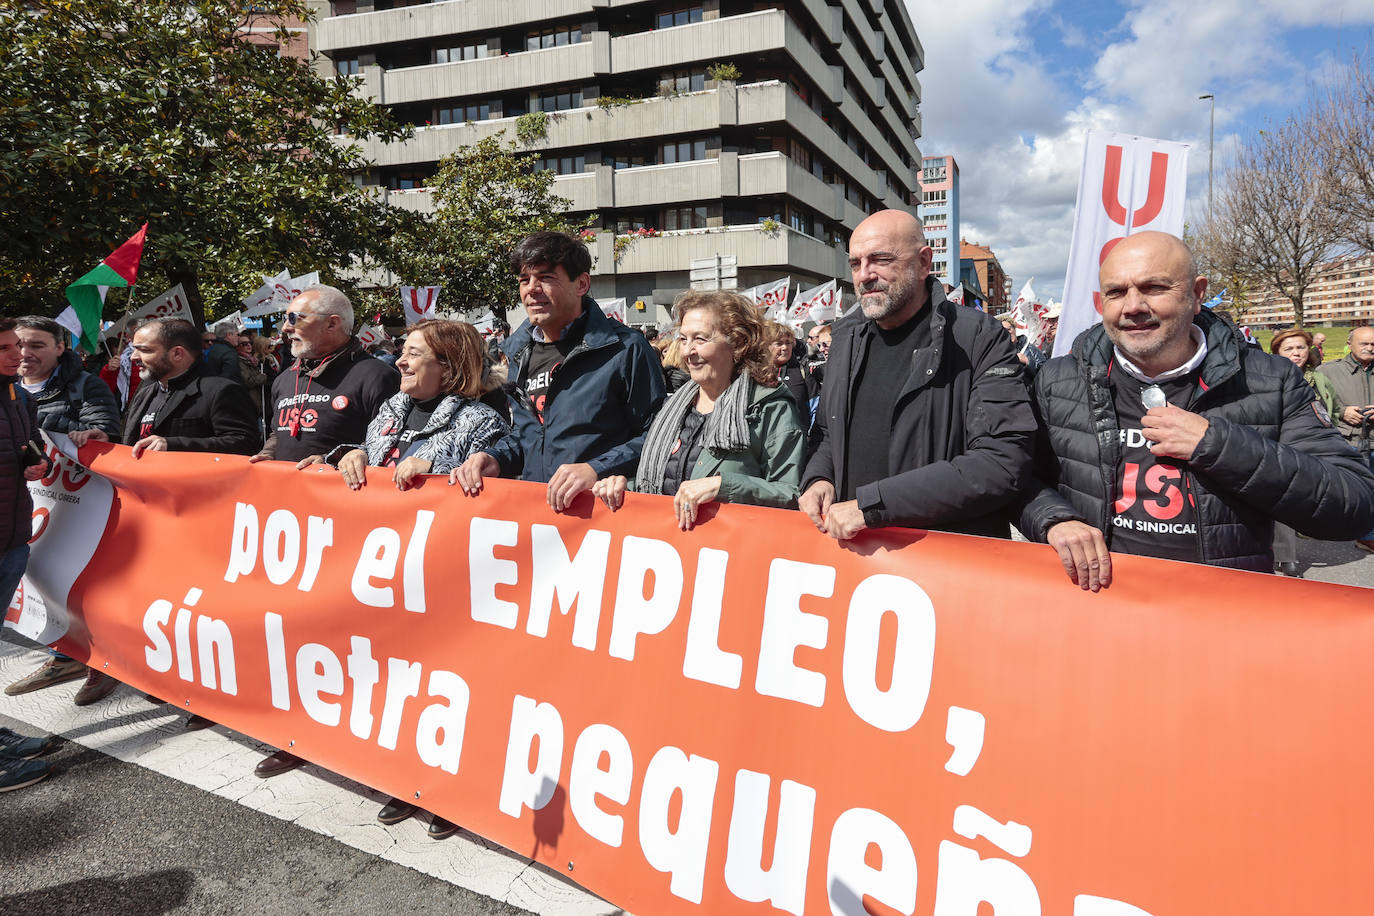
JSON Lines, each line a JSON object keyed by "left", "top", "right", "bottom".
{"left": 310, "top": 0, "right": 925, "bottom": 323}
{"left": 918, "top": 154, "right": 957, "bottom": 286}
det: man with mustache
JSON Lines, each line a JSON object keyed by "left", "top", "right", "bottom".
{"left": 799, "top": 209, "right": 1036, "bottom": 540}
{"left": 1017, "top": 231, "right": 1374, "bottom": 589}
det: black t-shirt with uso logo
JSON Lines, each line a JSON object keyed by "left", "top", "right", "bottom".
{"left": 1108, "top": 372, "right": 1202, "bottom": 564}
{"left": 268, "top": 343, "right": 399, "bottom": 463}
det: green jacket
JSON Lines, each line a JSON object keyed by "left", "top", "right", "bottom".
{"left": 635, "top": 380, "right": 806, "bottom": 508}
{"left": 1303, "top": 367, "right": 1339, "bottom": 420}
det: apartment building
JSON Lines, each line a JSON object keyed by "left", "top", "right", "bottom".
{"left": 310, "top": 0, "right": 925, "bottom": 321}
{"left": 1245, "top": 253, "right": 1374, "bottom": 328}
{"left": 918, "top": 154, "right": 957, "bottom": 287}
{"left": 959, "top": 238, "right": 1009, "bottom": 315}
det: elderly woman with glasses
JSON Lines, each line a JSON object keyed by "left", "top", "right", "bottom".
{"left": 592, "top": 290, "right": 806, "bottom": 528}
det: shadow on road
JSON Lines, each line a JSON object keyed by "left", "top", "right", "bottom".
{"left": 0, "top": 869, "right": 194, "bottom": 914}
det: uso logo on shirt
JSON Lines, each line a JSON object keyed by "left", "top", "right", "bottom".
{"left": 332, "top": 396, "right": 349, "bottom": 410}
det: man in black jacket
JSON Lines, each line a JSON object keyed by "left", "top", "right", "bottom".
{"left": 799, "top": 209, "right": 1036, "bottom": 540}
{"left": 72, "top": 318, "right": 261, "bottom": 457}
{"left": 247, "top": 284, "right": 398, "bottom": 781}
{"left": 202, "top": 321, "right": 243, "bottom": 383}
{"left": 1017, "top": 232, "right": 1374, "bottom": 589}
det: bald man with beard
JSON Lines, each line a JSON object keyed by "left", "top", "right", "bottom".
{"left": 799, "top": 209, "right": 1037, "bottom": 541}
{"left": 1017, "top": 231, "right": 1374, "bottom": 589}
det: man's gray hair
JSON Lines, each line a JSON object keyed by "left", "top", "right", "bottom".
{"left": 212, "top": 321, "right": 236, "bottom": 339}
{"left": 305, "top": 284, "right": 355, "bottom": 335}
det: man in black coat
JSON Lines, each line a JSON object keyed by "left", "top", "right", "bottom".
{"left": 202, "top": 321, "right": 243, "bottom": 383}
{"left": 1017, "top": 232, "right": 1374, "bottom": 589}
{"left": 72, "top": 318, "right": 261, "bottom": 457}
{"left": 800, "top": 209, "right": 1036, "bottom": 541}
{"left": 69, "top": 317, "right": 261, "bottom": 708}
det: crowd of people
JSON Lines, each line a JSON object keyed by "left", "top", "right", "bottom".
{"left": 3, "top": 216, "right": 1373, "bottom": 824}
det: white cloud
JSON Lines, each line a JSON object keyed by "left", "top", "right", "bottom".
{"left": 904, "top": 0, "right": 1374, "bottom": 300}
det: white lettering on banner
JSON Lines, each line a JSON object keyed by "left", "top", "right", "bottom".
{"left": 223, "top": 503, "right": 334, "bottom": 592}
{"left": 123, "top": 489, "right": 1171, "bottom": 916}
{"left": 723, "top": 769, "right": 816, "bottom": 915}
{"left": 756, "top": 558, "right": 834, "bottom": 708}
{"left": 140, "top": 587, "right": 238, "bottom": 695}
{"left": 257, "top": 612, "right": 470, "bottom": 764}
{"left": 639, "top": 746, "right": 720, "bottom": 904}
{"left": 569, "top": 723, "right": 635, "bottom": 847}
{"left": 827, "top": 807, "right": 918, "bottom": 916}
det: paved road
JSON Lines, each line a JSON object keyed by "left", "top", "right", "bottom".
{"left": 1, "top": 539, "right": 1369, "bottom": 916}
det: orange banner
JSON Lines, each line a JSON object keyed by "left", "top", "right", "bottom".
{"left": 34, "top": 443, "right": 1374, "bottom": 915}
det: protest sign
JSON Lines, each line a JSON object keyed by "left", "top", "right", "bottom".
{"left": 1056, "top": 131, "right": 1190, "bottom": 357}
{"left": 15, "top": 446, "right": 1374, "bottom": 915}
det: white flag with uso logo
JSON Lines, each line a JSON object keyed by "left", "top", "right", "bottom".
{"left": 1055, "top": 130, "right": 1190, "bottom": 357}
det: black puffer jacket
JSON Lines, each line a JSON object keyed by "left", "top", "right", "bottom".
{"left": 30, "top": 350, "right": 121, "bottom": 437}
{"left": 0, "top": 379, "right": 46, "bottom": 552}
{"left": 1017, "top": 311, "right": 1374, "bottom": 571}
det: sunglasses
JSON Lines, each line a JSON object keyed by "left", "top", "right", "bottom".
{"left": 285, "top": 310, "right": 319, "bottom": 325}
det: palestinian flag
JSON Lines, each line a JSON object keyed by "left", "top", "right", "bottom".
{"left": 63, "top": 224, "right": 148, "bottom": 352}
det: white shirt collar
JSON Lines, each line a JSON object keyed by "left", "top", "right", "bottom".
{"left": 1113, "top": 325, "right": 1207, "bottom": 384}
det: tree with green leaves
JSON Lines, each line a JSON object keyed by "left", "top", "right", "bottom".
{"left": 0, "top": 0, "right": 411, "bottom": 327}
{"left": 391, "top": 133, "right": 593, "bottom": 324}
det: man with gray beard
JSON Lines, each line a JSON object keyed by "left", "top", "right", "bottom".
{"left": 799, "top": 209, "right": 1036, "bottom": 540}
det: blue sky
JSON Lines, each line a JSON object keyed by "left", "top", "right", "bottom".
{"left": 905, "top": 0, "right": 1374, "bottom": 298}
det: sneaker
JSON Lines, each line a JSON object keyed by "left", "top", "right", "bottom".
{"left": 0, "top": 757, "right": 52, "bottom": 792}
{"left": 4, "top": 657, "right": 87, "bottom": 696}
{"left": 0, "top": 727, "right": 57, "bottom": 760}
{"left": 73, "top": 670, "right": 118, "bottom": 706}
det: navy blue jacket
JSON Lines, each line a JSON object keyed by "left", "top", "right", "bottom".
{"left": 488, "top": 298, "right": 666, "bottom": 482}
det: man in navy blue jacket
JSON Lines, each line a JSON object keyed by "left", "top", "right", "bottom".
{"left": 451, "top": 231, "right": 665, "bottom": 510}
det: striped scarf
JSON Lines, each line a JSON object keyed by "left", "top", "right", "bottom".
{"left": 636, "top": 373, "right": 754, "bottom": 493}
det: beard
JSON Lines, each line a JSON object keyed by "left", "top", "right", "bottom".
{"left": 858, "top": 274, "right": 920, "bottom": 322}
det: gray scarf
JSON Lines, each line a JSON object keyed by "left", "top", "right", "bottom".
{"left": 636, "top": 374, "right": 754, "bottom": 493}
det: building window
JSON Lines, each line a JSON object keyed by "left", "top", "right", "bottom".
{"left": 664, "top": 68, "right": 706, "bottom": 93}
{"left": 534, "top": 154, "right": 586, "bottom": 175}
{"left": 389, "top": 171, "right": 428, "bottom": 190}
{"left": 922, "top": 189, "right": 947, "bottom": 204}
{"left": 659, "top": 139, "right": 706, "bottom": 164}
{"left": 526, "top": 25, "right": 583, "bottom": 51}
{"left": 663, "top": 206, "right": 708, "bottom": 230}
{"left": 436, "top": 101, "right": 490, "bottom": 124}
{"left": 656, "top": 5, "right": 703, "bottom": 29}
{"left": 537, "top": 88, "right": 584, "bottom": 112}
{"left": 435, "top": 43, "right": 487, "bottom": 64}
{"left": 334, "top": 57, "right": 359, "bottom": 77}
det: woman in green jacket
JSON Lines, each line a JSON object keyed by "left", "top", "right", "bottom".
{"left": 1270, "top": 327, "right": 1340, "bottom": 575}
{"left": 592, "top": 290, "right": 805, "bottom": 528}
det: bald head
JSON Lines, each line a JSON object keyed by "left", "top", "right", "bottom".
{"left": 1100, "top": 231, "right": 1200, "bottom": 290}
{"left": 848, "top": 209, "right": 933, "bottom": 328}
{"left": 1098, "top": 231, "right": 1208, "bottom": 377}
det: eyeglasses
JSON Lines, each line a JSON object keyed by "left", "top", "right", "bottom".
{"left": 285, "top": 310, "right": 320, "bottom": 325}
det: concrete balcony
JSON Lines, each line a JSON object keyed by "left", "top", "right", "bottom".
{"left": 376, "top": 40, "right": 596, "bottom": 106}
{"left": 316, "top": 0, "right": 594, "bottom": 54}
{"left": 599, "top": 225, "right": 846, "bottom": 280}
{"left": 737, "top": 152, "right": 844, "bottom": 221}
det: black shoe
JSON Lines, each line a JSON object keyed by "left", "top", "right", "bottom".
{"left": 377, "top": 796, "right": 418, "bottom": 825}
{"left": 1277, "top": 561, "right": 1301, "bottom": 577}
{"left": 254, "top": 749, "right": 303, "bottom": 778}
{"left": 183, "top": 715, "right": 214, "bottom": 732}
{"left": 428, "top": 815, "right": 459, "bottom": 839}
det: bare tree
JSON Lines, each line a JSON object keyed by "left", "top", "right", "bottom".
{"left": 1205, "top": 115, "right": 1343, "bottom": 327}
{"left": 1319, "top": 49, "right": 1374, "bottom": 252}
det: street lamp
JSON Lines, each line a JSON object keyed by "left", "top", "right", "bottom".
{"left": 1198, "top": 93, "right": 1214, "bottom": 224}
